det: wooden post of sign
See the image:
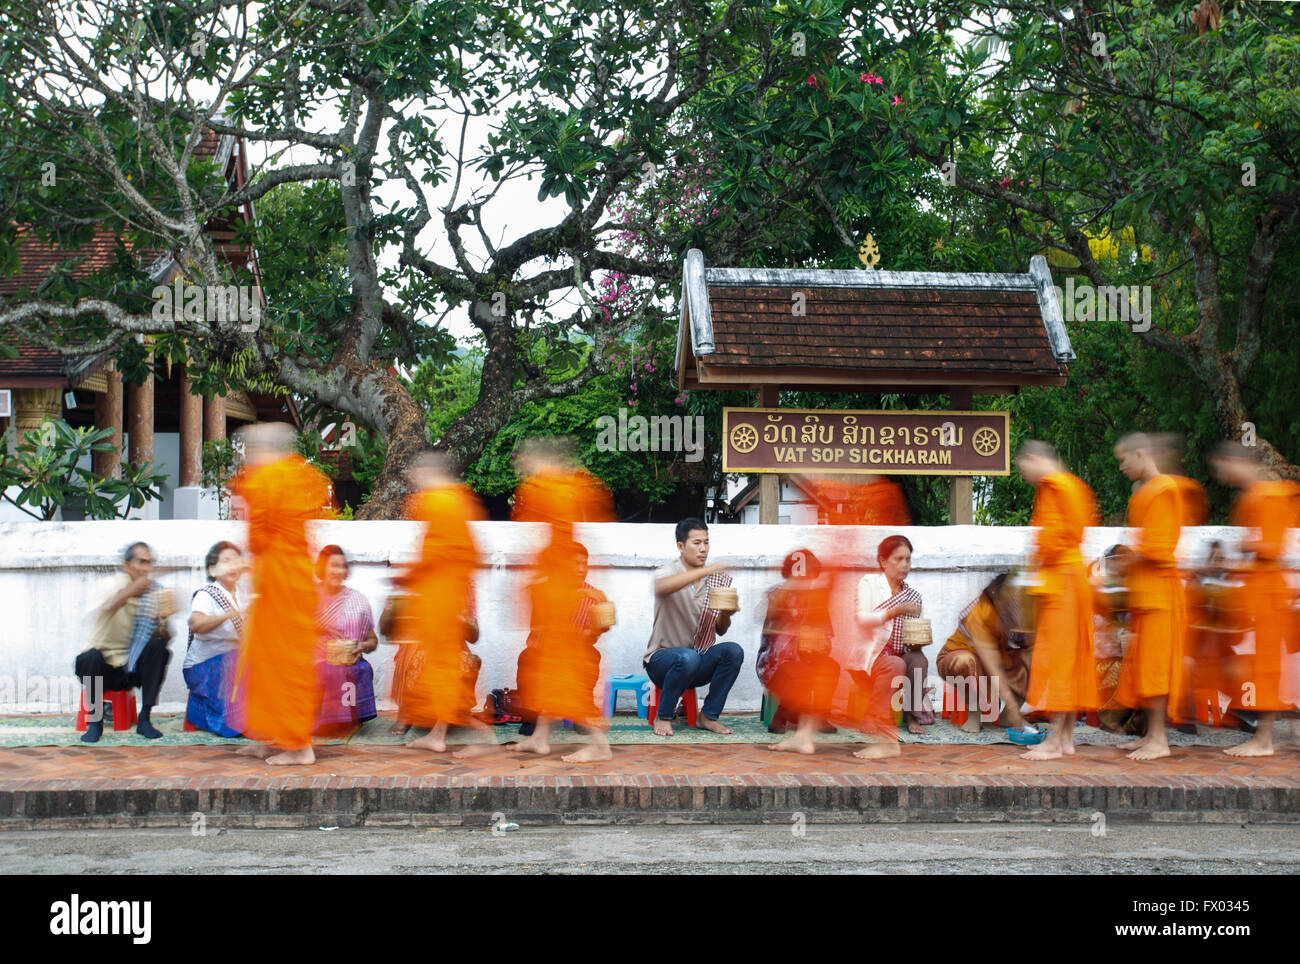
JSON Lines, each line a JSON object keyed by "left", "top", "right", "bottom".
{"left": 948, "top": 387, "right": 973, "bottom": 524}
{"left": 759, "top": 384, "right": 779, "bottom": 524}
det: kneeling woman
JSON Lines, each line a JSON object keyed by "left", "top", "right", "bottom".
{"left": 314, "top": 546, "right": 379, "bottom": 736}
{"left": 184, "top": 541, "right": 246, "bottom": 737}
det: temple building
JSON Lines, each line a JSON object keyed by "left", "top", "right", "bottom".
{"left": 0, "top": 130, "right": 297, "bottom": 521}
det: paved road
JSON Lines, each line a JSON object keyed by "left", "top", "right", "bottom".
{"left": 3, "top": 823, "right": 1300, "bottom": 874}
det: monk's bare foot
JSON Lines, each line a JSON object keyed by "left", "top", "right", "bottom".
{"left": 961, "top": 716, "right": 982, "bottom": 735}
{"left": 769, "top": 734, "right": 816, "bottom": 754}
{"left": 1224, "top": 736, "right": 1274, "bottom": 758}
{"left": 696, "top": 715, "right": 733, "bottom": 735}
{"left": 853, "top": 742, "right": 900, "bottom": 760}
{"left": 452, "top": 743, "right": 498, "bottom": 760}
{"left": 906, "top": 718, "right": 923, "bottom": 735}
{"left": 1118, "top": 736, "right": 1148, "bottom": 751}
{"left": 1021, "top": 741, "right": 1063, "bottom": 761}
{"left": 389, "top": 722, "right": 411, "bottom": 736}
{"left": 407, "top": 732, "right": 447, "bottom": 752}
{"left": 266, "top": 747, "right": 315, "bottom": 766}
{"left": 1127, "top": 740, "right": 1169, "bottom": 761}
{"left": 505, "top": 735, "right": 551, "bottom": 755}
{"left": 1061, "top": 740, "right": 1076, "bottom": 755}
{"left": 652, "top": 719, "right": 673, "bottom": 736}
{"left": 561, "top": 743, "right": 613, "bottom": 763}
{"left": 236, "top": 744, "right": 273, "bottom": 759}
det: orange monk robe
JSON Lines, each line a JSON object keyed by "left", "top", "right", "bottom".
{"left": 511, "top": 468, "right": 615, "bottom": 724}
{"left": 230, "top": 455, "right": 334, "bottom": 749}
{"left": 1173, "top": 475, "right": 1209, "bottom": 717}
{"left": 765, "top": 580, "right": 843, "bottom": 722}
{"left": 1230, "top": 480, "right": 1300, "bottom": 712}
{"left": 802, "top": 477, "right": 911, "bottom": 526}
{"left": 395, "top": 483, "right": 485, "bottom": 729}
{"left": 1025, "top": 471, "right": 1101, "bottom": 712}
{"left": 1115, "top": 474, "right": 1190, "bottom": 718}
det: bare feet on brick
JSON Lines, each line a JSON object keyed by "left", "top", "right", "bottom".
{"left": 266, "top": 747, "right": 315, "bottom": 766}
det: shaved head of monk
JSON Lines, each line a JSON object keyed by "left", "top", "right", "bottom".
{"left": 239, "top": 421, "right": 296, "bottom": 469}
{"left": 1114, "top": 431, "right": 1159, "bottom": 481}
{"left": 1151, "top": 433, "right": 1188, "bottom": 475}
{"left": 1208, "top": 439, "right": 1263, "bottom": 488}
{"left": 407, "top": 450, "right": 455, "bottom": 490}
{"left": 513, "top": 435, "right": 578, "bottom": 476}
{"left": 1014, "top": 439, "right": 1061, "bottom": 484}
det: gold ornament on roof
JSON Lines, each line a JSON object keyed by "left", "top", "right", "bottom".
{"left": 858, "top": 234, "right": 881, "bottom": 269}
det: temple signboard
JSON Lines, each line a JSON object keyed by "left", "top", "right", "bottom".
{"left": 722, "top": 407, "right": 1010, "bottom": 476}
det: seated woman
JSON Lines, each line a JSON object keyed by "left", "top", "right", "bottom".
{"left": 934, "top": 572, "right": 1034, "bottom": 734}
{"left": 184, "top": 541, "right": 246, "bottom": 737}
{"left": 853, "top": 534, "right": 926, "bottom": 742}
{"left": 1090, "top": 544, "right": 1143, "bottom": 734}
{"left": 314, "top": 545, "right": 379, "bottom": 737}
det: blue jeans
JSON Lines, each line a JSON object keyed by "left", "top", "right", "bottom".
{"left": 646, "top": 642, "right": 744, "bottom": 722}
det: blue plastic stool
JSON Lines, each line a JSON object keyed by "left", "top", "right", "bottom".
{"left": 604, "top": 673, "right": 652, "bottom": 719}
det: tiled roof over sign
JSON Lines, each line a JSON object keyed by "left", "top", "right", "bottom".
{"left": 675, "top": 250, "right": 1074, "bottom": 393}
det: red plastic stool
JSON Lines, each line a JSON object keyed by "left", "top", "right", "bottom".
{"left": 941, "top": 680, "right": 971, "bottom": 727}
{"left": 1085, "top": 710, "right": 1100, "bottom": 727}
{"left": 183, "top": 718, "right": 197, "bottom": 732}
{"left": 75, "top": 688, "right": 137, "bottom": 731}
{"left": 647, "top": 686, "right": 699, "bottom": 727}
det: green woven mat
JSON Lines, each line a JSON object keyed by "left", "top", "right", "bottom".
{"left": 0, "top": 712, "right": 1251, "bottom": 748}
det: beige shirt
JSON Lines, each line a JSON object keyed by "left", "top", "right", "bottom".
{"left": 84, "top": 571, "right": 137, "bottom": 669}
{"left": 644, "top": 558, "right": 713, "bottom": 664}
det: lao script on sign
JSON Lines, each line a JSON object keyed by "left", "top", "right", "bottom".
{"left": 722, "top": 408, "right": 1010, "bottom": 476}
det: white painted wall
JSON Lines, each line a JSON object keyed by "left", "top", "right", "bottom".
{"left": 0, "top": 520, "right": 1250, "bottom": 715}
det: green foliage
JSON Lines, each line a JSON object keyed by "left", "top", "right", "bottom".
{"left": 0, "top": 420, "right": 167, "bottom": 520}
{"left": 200, "top": 438, "right": 237, "bottom": 520}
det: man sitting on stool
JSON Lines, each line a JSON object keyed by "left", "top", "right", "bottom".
{"left": 644, "top": 518, "right": 744, "bottom": 736}
{"left": 76, "top": 541, "right": 175, "bottom": 742}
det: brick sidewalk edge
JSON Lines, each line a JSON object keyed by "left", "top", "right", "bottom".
{"left": 1, "top": 776, "right": 1298, "bottom": 829}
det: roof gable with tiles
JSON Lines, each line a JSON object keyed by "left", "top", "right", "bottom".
{"left": 675, "top": 249, "right": 1074, "bottom": 394}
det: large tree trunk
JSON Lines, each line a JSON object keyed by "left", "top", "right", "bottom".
{"left": 354, "top": 368, "right": 431, "bottom": 520}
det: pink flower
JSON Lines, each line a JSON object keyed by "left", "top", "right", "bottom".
{"left": 861, "top": 73, "right": 883, "bottom": 85}
{"left": 807, "top": 75, "right": 818, "bottom": 86}
{"left": 891, "top": 95, "right": 902, "bottom": 105}
{"left": 1000, "top": 176, "right": 1011, "bottom": 188}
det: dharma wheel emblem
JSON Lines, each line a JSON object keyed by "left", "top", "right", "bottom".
{"left": 730, "top": 424, "right": 759, "bottom": 454}
{"left": 972, "top": 427, "right": 1000, "bottom": 457}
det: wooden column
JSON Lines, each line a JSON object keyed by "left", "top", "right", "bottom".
{"left": 759, "top": 384, "right": 779, "bottom": 524}
{"left": 178, "top": 367, "right": 203, "bottom": 486}
{"left": 203, "top": 393, "right": 227, "bottom": 445}
{"left": 126, "top": 363, "right": 154, "bottom": 467}
{"left": 93, "top": 366, "right": 123, "bottom": 480}
{"left": 948, "top": 386, "right": 974, "bottom": 524}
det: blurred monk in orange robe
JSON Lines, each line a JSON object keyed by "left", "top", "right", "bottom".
{"left": 229, "top": 423, "right": 334, "bottom": 766}
{"left": 764, "top": 548, "right": 842, "bottom": 754}
{"left": 396, "top": 452, "right": 496, "bottom": 757}
{"left": 508, "top": 437, "right": 616, "bottom": 762}
{"left": 1154, "top": 433, "right": 1208, "bottom": 725}
{"left": 796, "top": 473, "right": 910, "bottom": 526}
{"left": 1210, "top": 441, "right": 1300, "bottom": 757}
{"left": 1114, "top": 432, "right": 1189, "bottom": 761}
{"left": 1015, "top": 441, "right": 1100, "bottom": 761}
